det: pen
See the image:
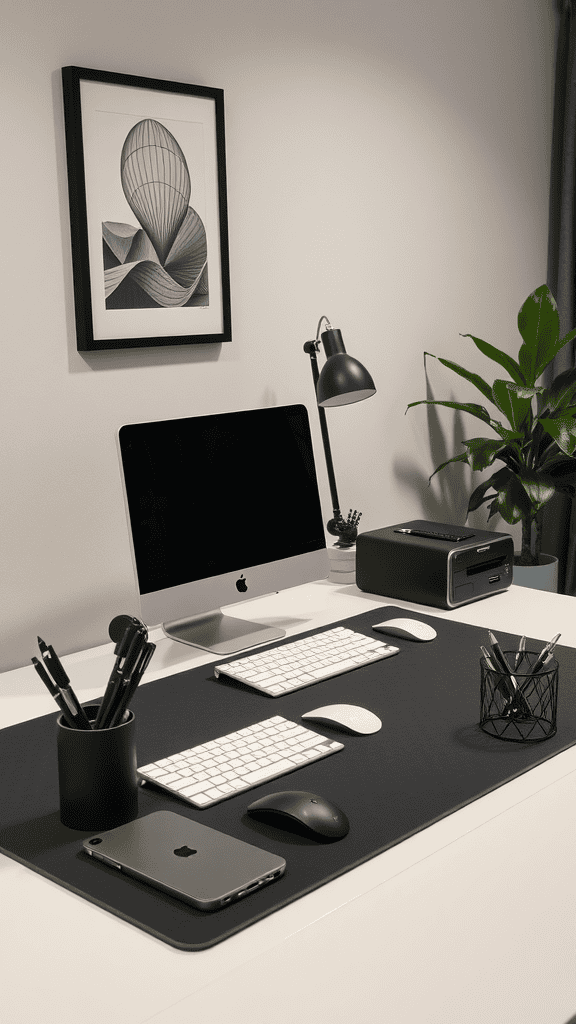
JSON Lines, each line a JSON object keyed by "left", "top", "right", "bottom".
{"left": 394, "top": 528, "right": 471, "bottom": 541}
{"left": 109, "top": 641, "right": 156, "bottom": 728}
{"left": 94, "top": 622, "right": 146, "bottom": 729}
{"left": 519, "top": 633, "right": 561, "bottom": 688}
{"left": 37, "top": 636, "right": 69, "bottom": 685}
{"left": 36, "top": 638, "right": 92, "bottom": 730}
{"left": 104, "top": 631, "right": 147, "bottom": 728}
{"left": 481, "top": 643, "right": 520, "bottom": 705}
{"left": 98, "top": 627, "right": 147, "bottom": 729}
{"left": 480, "top": 645, "right": 497, "bottom": 671}
{"left": 514, "top": 635, "right": 526, "bottom": 670}
{"left": 487, "top": 631, "right": 517, "bottom": 693}
{"left": 31, "top": 656, "right": 77, "bottom": 728}
{"left": 488, "top": 631, "right": 532, "bottom": 715}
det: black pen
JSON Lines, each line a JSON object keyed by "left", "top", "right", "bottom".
{"left": 94, "top": 622, "right": 145, "bottom": 729}
{"left": 104, "top": 632, "right": 146, "bottom": 728}
{"left": 488, "top": 631, "right": 531, "bottom": 715}
{"left": 514, "top": 636, "right": 526, "bottom": 670}
{"left": 109, "top": 642, "right": 156, "bottom": 728}
{"left": 99, "top": 628, "right": 146, "bottom": 729}
{"left": 487, "top": 632, "right": 517, "bottom": 695}
{"left": 31, "top": 656, "right": 77, "bottom": 728}
{"left": 480, "top": 645, "right": 497, "bottom": 671}
{"left": 481, "top": 643, "right": 518, "bottom": 704}
{"left": 520, "top": 633, "right": 561, "bottom": 687}
{"left": 394, "top": 528, "right": 471, "bottom": 541}
{"left": 37, "top": 638, "right": 92, "bottom": 730}
{"left": 532, "top": 632, "right": 560, "bottom": 674}
{"left": 37, "top": 636, "right": 69, "bottom": 684}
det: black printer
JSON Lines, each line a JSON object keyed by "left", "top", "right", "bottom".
{"left": 356, "top": 519, "right": 514, "bottom": 609}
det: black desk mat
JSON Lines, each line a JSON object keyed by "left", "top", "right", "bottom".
{"left": 2, "top": 606, "right": 576, "bottom": 950}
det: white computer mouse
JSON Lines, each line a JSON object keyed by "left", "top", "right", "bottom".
{"left": 302, "top": 704, "right": 382, "bottom": 735}
{"left": 372, "top": 617, "right": 437, "bottom": 642}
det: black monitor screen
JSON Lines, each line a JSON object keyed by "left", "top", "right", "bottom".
{"left": 118, "top": 404, "right": 326, "bottom": 596}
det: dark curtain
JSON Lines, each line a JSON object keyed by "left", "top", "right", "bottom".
{"left": 542, "top": 0, "right": 576, "bottom": 592}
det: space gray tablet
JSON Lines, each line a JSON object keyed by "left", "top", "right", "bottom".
{"left": 83, "top": 810, "right": 286, "bottom": 911}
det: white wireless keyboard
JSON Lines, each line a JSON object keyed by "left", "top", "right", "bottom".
{"left": 213, "top": 625, "right": 399, "bottom": 695}
{"left": 138, "top": 715, "right": 344, "bottom": 808}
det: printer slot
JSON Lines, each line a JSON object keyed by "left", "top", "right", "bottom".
{"left": 466, "top": 555, "right": 506, "bottom": 576}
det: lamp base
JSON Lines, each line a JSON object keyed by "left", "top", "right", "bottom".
{"left": 327, "top": 543, "right": 357, "bottom": 584}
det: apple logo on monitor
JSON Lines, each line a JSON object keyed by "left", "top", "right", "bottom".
{"left": 236, "top": 574, "right": 248, "bottom": 593}
{"left": 174, "top": 845, "right": 197, "bottom": 858}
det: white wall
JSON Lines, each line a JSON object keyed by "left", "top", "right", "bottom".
{"left": 0, "top": 0, "right": 557, "bottom": 670}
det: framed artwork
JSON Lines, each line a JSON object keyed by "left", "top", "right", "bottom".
{"left": 61, "top": 66, "right": 231, "bottom": 351}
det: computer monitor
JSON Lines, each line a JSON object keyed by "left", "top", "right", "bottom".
{"left": 117, "top": 404, "right": 329, "bottom": 655}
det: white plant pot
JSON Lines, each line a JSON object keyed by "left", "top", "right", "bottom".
{"left": 513, "top": 553, "right": 559, "bottom": 593}
{"left": 327, "top": 543, "right": 356, "bottom": 584}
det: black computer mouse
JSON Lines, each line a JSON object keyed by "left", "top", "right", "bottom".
{"left": 247, "top": 790, "right": 350, "bottom": 841}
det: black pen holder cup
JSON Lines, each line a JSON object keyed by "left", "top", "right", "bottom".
{"left": 57, "top": 704, "right": 138, "bottom": 830}
{"left": 480, "top": 652, "right": 558, "bottom": 743}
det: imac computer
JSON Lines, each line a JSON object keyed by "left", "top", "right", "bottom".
{"left": 118, "top": 404, "right": 329, "bottom": 656}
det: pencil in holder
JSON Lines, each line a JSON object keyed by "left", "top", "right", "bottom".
{"left": 480, "top": 651, "right": 558, "bottom": 742}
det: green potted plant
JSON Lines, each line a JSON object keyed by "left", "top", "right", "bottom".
{"left": 407, "top": 284, "right": 576, "bottom": 582}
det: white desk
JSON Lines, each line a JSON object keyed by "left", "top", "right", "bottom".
{"left": 2, "top": 581, "right": 576, "bottom": 1024}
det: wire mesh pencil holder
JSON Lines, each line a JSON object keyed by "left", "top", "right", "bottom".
{"left": 480, "top": 651, "right": 558, "bottom": 743}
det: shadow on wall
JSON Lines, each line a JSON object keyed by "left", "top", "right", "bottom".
{"left": 396, "top": 372, "right": 505, "bottom": 532}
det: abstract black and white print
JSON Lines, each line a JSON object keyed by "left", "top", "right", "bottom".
{"left": 102, "top": 119, "right": 208, "bottom": 309}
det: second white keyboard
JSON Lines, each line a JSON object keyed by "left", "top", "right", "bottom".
{"left": 213, "top": 625, "right": 399, "bottom": 696}
{"left": 138, "top": 715, "right": 344, "bottom": 808}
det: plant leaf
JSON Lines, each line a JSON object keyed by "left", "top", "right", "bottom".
{"left": 467, "top": 466, "right": 512, "bottom": 513}
{"left": 495, "top": 473, "right": 532, "bottom": 525}
{"left": 543, "top": 455, "right": 576, "bottom": 481}
{"left": 486, "top": 496, "right": 500, "bottom": 520}
{"left": 517, "top": 285, "right": 560, "bottom": 384}
{"left": 428, "top": 354, "right": 493, "bottom": 402}
{"left": 428, "top": 451, "right": 469, "bottom": 483}
{"left": 491, "top": 379, "right": 532, "bottom": 431}
{"left": 540, "top": 367, "right": 576, "bottom": 413}
{"left": 487, "top": 419, "right": 524, "bottom": 442}
{"left": 538, "top": 413, "right": 576, "bottom": 456}
{"left": 406, "top": 399, "right": 492, "bottom": 425}
{"left": 460, "top": 334, "right": 526, "bottom": 385}
{"left": 518, "top": 472, "right": 556, "bottom": 510}
{"left": 505, "top": 383, "right": 544, "bottom": 399}
{"left": 461, "top": 437, "right": 506, "bottom": 471}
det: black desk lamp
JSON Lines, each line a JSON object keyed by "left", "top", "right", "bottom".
{"left": 304, "top": 315, "right": 376, "bottom": 548}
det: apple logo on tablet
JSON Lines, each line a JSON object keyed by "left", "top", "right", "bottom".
{"left": 174, "top": 846, "right": 197, "bottom": 857}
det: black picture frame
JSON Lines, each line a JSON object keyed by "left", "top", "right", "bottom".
{"left": 62, "top": 66, "right": 231, "bottom": 351}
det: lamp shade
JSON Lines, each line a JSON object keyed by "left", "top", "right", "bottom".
{"left": 317, "top": 353, "right": 376, "bottom": 407}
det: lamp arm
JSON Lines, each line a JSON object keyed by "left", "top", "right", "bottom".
{"left": 305, "top": 341, "right": 342, "bottom": 520}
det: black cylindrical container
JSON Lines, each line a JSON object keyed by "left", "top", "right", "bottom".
{"left": 57, "top": 703, "right": 138, "bottom": 830}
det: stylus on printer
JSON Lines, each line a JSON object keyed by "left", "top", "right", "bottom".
{"left": 394, "top": 528, "right": 472, "bottom": 542}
